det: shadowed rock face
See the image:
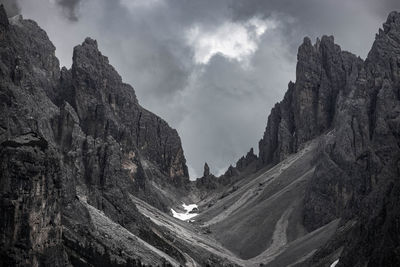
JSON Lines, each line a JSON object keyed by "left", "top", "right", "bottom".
{"left": 64, "top": 37, "right": 188, "bottom": 183}
{"left": 0, "top": 6, "right": 66, "bottom": 265}
{"left": 0, "top": 5, "right": 190, "bottom": 266}
{"left": 305, "top": 11, "right": 400, "bottom": 267}
{"left": 258, "top": 35, "right": 363, "bottom": 167}
{"left": 203, "top": 162, "right": 211, "bottom": 177}
{"left": 253, "top": 10, "right": 400, "bottom": 267}
{"left": 199, "top": 10, "right": 400, "bottom": 267}
{"left": 0, "top": 134, "right": 64, "bottom": 266}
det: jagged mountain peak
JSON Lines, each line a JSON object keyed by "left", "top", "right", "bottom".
{"left": 368, "top": 10, "right": 400, "bottom": 71}
{"left": 383, "top": 10, "right": 400, "bottom": 33}
{"left": 82, "top": 36, "right": 98, "bottom": 48}
{"left": 72, "top": 37, "right": 107, "bottom": 68}
{"left": 300, "top": 35, "right": 336, "bottom": 50}
{"left": 299, "top": 35, "right": 337, "bottom": 53}
{"left": 203, "top": 162, "right": 211, "bottom": 177}
{"left": 67, "top": 36, "right": 190, "bottom": 182}
{"left": 72, "top": 37, "right": 116, "bottom": 82}
{"left": 257, "top": 28, "right": 364, "bottom": 167}
{"left": 0, "top": 7, "right": 191, "bottom": 265}
{"left": 192, "top": 10, "right": 400, "bottom": 267}
{"left": 0, "top": 4, "right": 9, "bottom": 30}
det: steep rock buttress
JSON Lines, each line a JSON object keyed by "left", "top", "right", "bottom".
{"left": 0, "top": 5, "right": 190, "bottom": 266}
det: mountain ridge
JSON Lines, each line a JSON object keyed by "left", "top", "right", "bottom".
{"left": 190, "top": 10, "right": 400, "bottom": 267}
{"left": 0, "top": 5, "right": 195, "bottom": 266}
{"left": 1, "top": 4, "right": 400, "bottom": 267}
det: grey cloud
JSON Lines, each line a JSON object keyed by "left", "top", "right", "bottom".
{"left": 0, "top": 0, "right": 20, "bottom": 17}
{"left": 230, "top": 0, "right": 400, "bottom": 58}
{"left": 177, "top": 25, "right": 295, "bottom": 177}
{"left": 369, "top": 0, "right": 400, "bottom": 17}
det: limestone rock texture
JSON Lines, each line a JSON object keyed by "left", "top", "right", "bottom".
{"left": 204, "top": 9, "right": 400, "bottom": 267}
{"left": 255, "top": 11, "right": 400, "bottom": 267}
{"left": 0, "top": 5, "right": 189, "bottom": 266}
{"left": 306, "top": 11, "right": 400, "bottom": 267}
{"left": 258, "top": 35, "right": 362, "bottom": 167}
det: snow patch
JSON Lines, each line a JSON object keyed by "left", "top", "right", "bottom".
{"left": 171, "top": 203, "right": 198, "bottom": 221}
{"left": 182, "top": 203, "right": 197, "bottom": 212}
{"left": 330, "top": 259, "right": 339, "bottom": 267}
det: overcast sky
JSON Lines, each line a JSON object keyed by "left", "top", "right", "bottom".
{"left": 5, "top": 0, "right": 400, "bottom": 178}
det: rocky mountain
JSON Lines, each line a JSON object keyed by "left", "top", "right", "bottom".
{"left": 0, "top": 5, "right": 196, "bottom": 267}
{"left": 193, "top": 10, "right": 400, "bottom": 267}
{"left": 304, "top": 11, "right": 400, "bottom": 266}
{"left": 215, "top": 10, "right": 400, "bottom": 267}
{"left": 1, "top": 3, "right": 400, "bottom": 267}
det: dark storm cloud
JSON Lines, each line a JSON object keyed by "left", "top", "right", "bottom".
{"left": 0, "top": 0, "right": 20, "bottom": 17}
{"left": 56, "top": 0, "right": 81, "bottom": 21}
{"left": 369, "top": 0, "right": 400, "bottom": 17}
{"left": 230, "top": 0, "right": 400, "bottom": 57}
{"left": 16, "top": 0, "right": 400, "bottom": 178}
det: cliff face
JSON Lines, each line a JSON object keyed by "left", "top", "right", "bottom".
{"left": 258, "top": 36, "right": 363, "bottom": 167}
{"left": 63, "top": 37, "right": 188, "bottom": 182}
{"left": 0, "top": 134, "right": 64, "bottom": 266}
{"left": 306, "top": 11, "right": 400, "bottom": 267}
{"left": 256, "top": 11, "right": 400, "bottom": 267}
{"left": 0, "top": 8, "right": 66, "bottom": 266}
{"left": 0, "top": 5, "right": 189, "bottom": 266}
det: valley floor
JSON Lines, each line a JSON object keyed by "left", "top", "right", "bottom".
{"left": 131, "top": 136, "right": 341, "bottom": 266}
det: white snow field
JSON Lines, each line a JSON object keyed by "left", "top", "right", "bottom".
{"left": 330, "top": 259, "right": 339, "bottom": 267}
{"left": 171, "top": 203, "right": 199, "bottom": 221}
